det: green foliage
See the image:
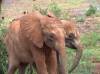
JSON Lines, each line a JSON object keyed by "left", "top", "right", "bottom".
{"left": 0, "top": 40, "right": 8, "bottom": 73}
{"left": 95, "top": 11, "right": 100, "bottom": 17}
{"left": 76, "top": 16, "right": 85, "bottom": 22}
{"left": 33, "top": 2, "right": 62, "bottom": 17}
{"left": 32, "top": 2, "right": 70, "bottom": 19}
{"left": 67, "top": 31, "right": 100, "bottom": 74}
{"left": 67, "top": 48, "right": 94, "bottom": 74}
{"left": 48, "top": 2, "right": 62, "bottom": 17}
{"left": 0, "top": 19, "right": 8, "bottom": 74}
{"left": 60, "top": 11, "right": 70, "bottom": 20}
{"left": 81, "top": 32, "right": 100, "bottom": 48}
{"left": 32, "top": 4, "right": 47, "bottom": 15}
{"left": 85, "top": 5, "right": 97, "bottom": 16}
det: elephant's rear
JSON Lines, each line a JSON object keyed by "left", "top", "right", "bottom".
{"left": 4, "top": 20, "right": 21, "bottom": 57}
{"left": 4, "top": 18, "right": 34, "bottom": 63}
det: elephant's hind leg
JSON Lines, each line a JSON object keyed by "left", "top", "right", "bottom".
{"left": 8, "top": 65, "right": 17, "bottom": 74}
{"left": 7, "top": 58, "right": 19, "bottom": 74}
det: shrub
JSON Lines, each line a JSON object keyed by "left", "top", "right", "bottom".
{"left": 95, "top": 11, "right": 100, "bottom": 17}
{"left": 32, "top": 4, "right": 47, "bottom": 15}
{"left": 85, "top": 5, "right": 97, "bottom": 16}
{"left": 0, "top": 19, "right": 9, "bottom": 74}
{"left": 76, "top": 16, "right": 85, "bottom": 22}
{"left": 32, "top": 2, "right": 70, "bottom": 19}
{"left": 48, "top": 2, "right": 62, "bottom": 17}
{"left": 81, "top": 32, "right": 100, "bottom": 48}
{"left": 60, "top": 11, "right": 70, "bottom": 20}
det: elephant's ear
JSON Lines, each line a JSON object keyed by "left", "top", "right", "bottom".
{"left": 20, "top": 13, "right": 44, "bottom": 48}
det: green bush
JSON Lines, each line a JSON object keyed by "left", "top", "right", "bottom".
{"left": 67, "top": 48, "right": 94, "bottom": 74}
{"left": 0, "top": 18, "right": 12, "bottom": 74}
{"left": 32, "top": 2, "right": 69, "bottom": 19}
{"left": 76, "top": 16, "right": 85, "bottom": 22}
{"left": 81, "top": 32, "right": 100, "bottom": 48}
{"left": 48, "top": 2, "right": 62, "bottom": 17}
{"left": 67, "top": 31, "right": 100, "bottom": 74}
{"left": 0, "top": 19, "right": 8, "bottom": 74}
{"left": 60, "top": 11, "right": 70, "bottom": 20}
{"left": 85, "top": 5, "right": 97, "bottom": 16}
{"left": 32, "top": 4, "right": 47, "bottom": 15}
{"left": 95, "top": 11, "right": 100, "bottom": 17}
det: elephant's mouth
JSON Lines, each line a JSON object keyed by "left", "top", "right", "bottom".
{"left": 65, "top": 38, "right": 77, "bottom": 49}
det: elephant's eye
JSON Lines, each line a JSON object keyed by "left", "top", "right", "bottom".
{"left": 48, "top": 33, "right": 55, "bottom": 41}
{"left": 69, "top": 33, "right": 75, "bottom": 39}
{"left": 49, "top": 33, "right": 54, "bottom": 38}
{"left": 44, "top": 33, "right": 55, "bottom": 41}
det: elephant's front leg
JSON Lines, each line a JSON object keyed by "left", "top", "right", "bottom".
{"left": 7, "top": 56, "right": 19, "bottom": 74}
{"left": 58, "top": 48, "right": 68, "bottom": 74}
{"left": 31, "top": 48, "right": 48, "bottom": 74}
{"left": 45, "top": 49, "right": 57, "bottom": 74}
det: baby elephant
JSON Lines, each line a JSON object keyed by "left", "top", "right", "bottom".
{"left": 4, "top": 11, "right": 67, "bottom": 74}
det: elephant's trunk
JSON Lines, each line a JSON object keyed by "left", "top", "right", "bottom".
{"left": 68, "top": 44, "right": 83, "bottom": 73}
{"left": 56, "top": 51, "right": 66, "bottom": 74}
{"left": 55, "top": 46, "right": 67, "bottom": 74}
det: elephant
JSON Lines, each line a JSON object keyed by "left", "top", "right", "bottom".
{"left": 61, "top": 20, "right": 83, "bottom": 73}
{"left": 46, "top": 13, "right": 83, "bottom": 73}
{"left": 4, "top": 11, "right": 67, "bottom": 74}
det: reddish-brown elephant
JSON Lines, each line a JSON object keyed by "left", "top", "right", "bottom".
{"left": 4, "top": 11, "right": 67, "bottom": 74}
{"left": 61, "top": 20, "right": 83, "bottom": 73}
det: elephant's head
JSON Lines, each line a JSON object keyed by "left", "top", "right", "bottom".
{"left": 41, "top": 17, "right": 65, "bottom": 51}
{"left": 61, "top": 20, "right": 83, "bottom": 73}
